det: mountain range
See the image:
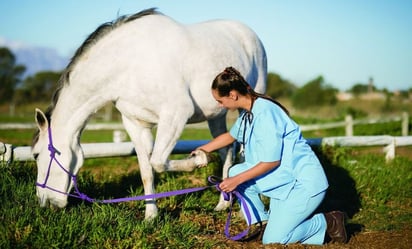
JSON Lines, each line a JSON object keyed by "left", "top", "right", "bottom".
{"left": 0, "top": 37, "right": 69, "bottom": 77}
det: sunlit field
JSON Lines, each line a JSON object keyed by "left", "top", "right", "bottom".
{"left": 0, "top": 98, "right": 411, "bottom": 248}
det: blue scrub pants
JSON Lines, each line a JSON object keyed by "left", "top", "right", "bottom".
{"left": 229, "top": 164, "right": 327, "bottom": 245}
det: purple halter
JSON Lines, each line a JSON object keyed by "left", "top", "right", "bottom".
{"left": 36, "top": 126, "right": 252, "bottom": 241}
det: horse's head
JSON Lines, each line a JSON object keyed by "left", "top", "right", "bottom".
{"left": 32, "top": 108, "right": 84, "bottom": 208}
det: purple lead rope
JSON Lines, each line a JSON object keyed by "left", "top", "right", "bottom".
{"left": 100, "top": 185, "right": 211, "bottom": 203}
{"left": 36, "top": 126, "right": 252, "bottom": 241}
{"left": 209, "top": 176, "right": 252, "bottom": 240}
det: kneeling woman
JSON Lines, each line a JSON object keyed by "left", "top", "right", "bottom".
{"left": 197, "top": 67, "right": 347, "bottom": 245}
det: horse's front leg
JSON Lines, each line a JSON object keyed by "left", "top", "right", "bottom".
{"left": 150, "top": 108, "right": 207, "bottom": 173}
{"left": 121, "top": 116, "right": 158, "bottom": 220}
{"left": 166, "top": 148, "right": 210, "bottom": 171}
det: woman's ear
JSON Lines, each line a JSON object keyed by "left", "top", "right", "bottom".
{"left": 229, "top": 90, "right": 238, "bottom": 100}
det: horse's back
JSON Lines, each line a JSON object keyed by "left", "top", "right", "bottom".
{"left": 72, "top": 12, "right": 265, "bottom": 87}
{"left": 182, "top": 19, "right": 267, "bottom": 116}
{"left": 107, "top": 14, "right": 266, "bottom": 90}
{"left": 68, "top": 11, "right": 266, "bottom": 121}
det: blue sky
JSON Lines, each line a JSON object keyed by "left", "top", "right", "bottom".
{"left": 1, "top": 0, "right": 411, "bottom": 91}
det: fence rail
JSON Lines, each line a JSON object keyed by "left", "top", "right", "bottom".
{"left": 1, "top": 136, "right": 411, "bottom": 164}
{"left": 1, "top": 112, "right": 410, "bottom": 163}
{"left": 1, "top": 112, "right": 409, "bottom": 136}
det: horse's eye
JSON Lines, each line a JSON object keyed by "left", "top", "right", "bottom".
{"left": 33, "top": 153, "right": 39, "bottom": 160}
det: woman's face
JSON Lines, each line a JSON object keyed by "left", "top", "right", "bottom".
{"left": 212, "top": 89, "right": 238, "bottom": 111}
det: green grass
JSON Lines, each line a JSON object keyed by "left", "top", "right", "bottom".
{"left": 316, "top": 146, "right": 412, "bottom": 231}
{"left": 0, "top": 160, "right": 230, "bottom": 249}
{"left": 1, "top": 144, "right": 411, "bottom": 248}
{"left": 1, "top": 102, "right": 411, "bottom": 248}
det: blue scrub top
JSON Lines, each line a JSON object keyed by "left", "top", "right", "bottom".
{"left": 229, "top": 97, "right": 328, "bottom": 200}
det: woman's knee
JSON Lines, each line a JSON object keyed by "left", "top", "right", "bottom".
{"left": 228, "top": 166, "right": 237, "bottom": 177}
{"left": 262, "top": 230, "right": 291, "bottom": 245}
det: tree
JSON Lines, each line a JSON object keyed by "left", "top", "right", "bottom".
{"left": 291, "top": 76, "right": 338, "bottom": 109}
{"left": 349, "top": 83, "right": 373, "bottom": 96}
{"left": 0, "top": 47, "right": 26, "bottom": 103}
{"left": 16, "top": 71, "right": 61, "bottom": 103}
{"left": 266, "top": 72, "right": 297, "bottom": 98}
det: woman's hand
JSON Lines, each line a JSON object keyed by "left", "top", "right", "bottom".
{"left": 219, "top": 177, "right": 240, "bottom": 193}
{"left": 218, "top": 161, "right": 280, "bottom": 192}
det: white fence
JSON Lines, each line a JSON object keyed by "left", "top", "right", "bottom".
{"left": 0, "top": 112, "right": 409, "bottom": 136}
{"left": 299, "top": 112, "right": 410, "bottom": 137}
{"left": 1, "top": 113, "right": 411, "bottom": 163}
{"left": 1, "top": 136, "right": 411, "bottom": 163}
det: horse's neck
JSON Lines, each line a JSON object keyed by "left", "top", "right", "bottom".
{"left": 51, "top": 89, "right": 108, "bottom": 144}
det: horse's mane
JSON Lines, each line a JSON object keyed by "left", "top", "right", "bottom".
{"left": 62, "top": 8, "right": 160, "bottom": 85}
{"left": 32, "top": 8, "right": 160, "bottom": 146}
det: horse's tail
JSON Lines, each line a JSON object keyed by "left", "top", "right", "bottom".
{"left": 245, "top": 36, "right": 267, "bottom": 95}
{"left": 252, "top": 37, "right": 267, "bottom": 95}
{"left": 237, "top": 22, "right": 267, "bottom": 95}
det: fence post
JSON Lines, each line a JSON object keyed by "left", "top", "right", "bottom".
{"left": 9, "top": 103, "right": 15, "bottom": 116}
{"left": 345, "top": 115, "right": 353, "bottom": 136}
{"left": 0, "top": 142, "right": 13, "bottom": 163}
{"left": 0, "top": 142, "right": 6, "bottom": 156}
{"left": 383, "top": 138, "right": 395, "bottom": 162}
{"left": 103, "top": 104, "right": 112, "bottom": 122}
{"left": 402, "top": 112, "right": 409, "bottom": 136}
{"left": 113, "top": 130, "right": 127, "bottom": 143}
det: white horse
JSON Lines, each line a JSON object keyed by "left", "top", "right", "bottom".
{"left": 32, "top": 8, "right": 266, "bottom": 219}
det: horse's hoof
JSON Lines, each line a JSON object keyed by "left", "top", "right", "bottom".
{"left": 214, "top": 200, "right": 231, "bottom": 211}
{"left": 144, "top": 205, "right": 158, "bottom": 220}
{"left": 191, "top": 149, "right": 210, "bottom": 168}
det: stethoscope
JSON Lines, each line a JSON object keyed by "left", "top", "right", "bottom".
{"left": 237, "top": 97, "right": 256, "bottom": 157}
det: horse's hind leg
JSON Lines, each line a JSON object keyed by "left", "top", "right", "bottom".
{"left": 208, "top": 116, "right": 232, "bottom": 211}
{"left": 121, "top": 115, "right": 158, "bottom": 220}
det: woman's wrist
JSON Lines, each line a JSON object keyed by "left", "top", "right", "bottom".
{"left": 196, "top": 146, "right": 208, "bottom": 153}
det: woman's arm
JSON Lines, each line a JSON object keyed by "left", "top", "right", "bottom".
{"left": 197, "top": 132, "right": 235, "bottom": 153}
{"left": 219, "top": 161, "right": 280, "bottom": 192}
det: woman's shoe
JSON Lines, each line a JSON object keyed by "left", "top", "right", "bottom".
{"left": 239, "top": 221, "right": 267, "bottom": 242}
{"left": 324, "top": 211, "right": 348, "bottom": 243}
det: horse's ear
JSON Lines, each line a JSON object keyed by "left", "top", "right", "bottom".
{"left": 35, "top": 108, "right": 49, "bottom": 132}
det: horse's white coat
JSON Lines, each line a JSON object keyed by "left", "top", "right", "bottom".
{"left": 32, "top": 9, "right": 266, "bottom": 219}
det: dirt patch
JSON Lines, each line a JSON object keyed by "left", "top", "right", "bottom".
{"left": 208, "top": 229, "right": 412, "bottom": 249}
{"left": 189, "top": 211, "right": 411, "bottom": 249}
